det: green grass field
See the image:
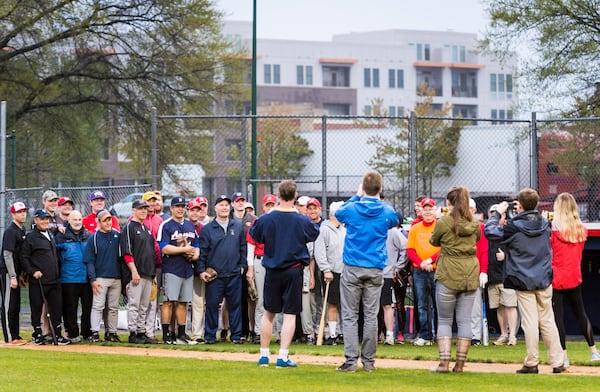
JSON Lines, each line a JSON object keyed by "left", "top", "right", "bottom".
{"left": 2, "top": 338, "right": 599, "bottom": 391}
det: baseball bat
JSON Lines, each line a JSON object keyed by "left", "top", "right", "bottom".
{"left": 316, "top": 280, "right": 330, "bottom": 346}
{"left": 482, "top": 289, "right": 489, "bottom": 346}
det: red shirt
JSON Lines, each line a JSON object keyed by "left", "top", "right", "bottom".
{"left": 83, "top": 213, "right": 120, "bottom": 233}
{"left": 551, "top": 229, "right": 586, "bottom": 290}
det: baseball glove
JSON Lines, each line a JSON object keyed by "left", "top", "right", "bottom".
{"left": 205, "top": 267, "right": 218, "bottom": 282}
{"left": 248, "top": 280, "right": 258, "bottom": 301}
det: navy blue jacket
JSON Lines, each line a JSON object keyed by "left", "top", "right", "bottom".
{"left": 56, "top": 225, "right": 90, "bottom": 284}
{"left": 84, "top": 229, "right": 121, "bottom": 281}
{"left": 484, "top": 210, "right": 552, "bottom": 291}
{"left": 197, "top": 219, "right": 246, "bottom": 278}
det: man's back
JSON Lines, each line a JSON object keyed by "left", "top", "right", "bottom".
{"left": 250, "top": 209, "right": 319, "bottom": 270}
{"left": 336, "top": 195, "right": 398, "bottom": 269}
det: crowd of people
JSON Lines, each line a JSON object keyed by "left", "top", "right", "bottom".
{"left": 0, "top": 175, "right": 597, "bottom": 374}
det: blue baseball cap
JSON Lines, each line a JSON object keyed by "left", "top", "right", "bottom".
{"left": 34, "top": 208, "right": 51, "bottom": 219}
{"left": 170, "top": 196, "right": 186, "bottom": 207}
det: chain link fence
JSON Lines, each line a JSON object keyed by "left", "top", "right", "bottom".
{"left": 151, "top": 113, "right": 599, "bottom": 221}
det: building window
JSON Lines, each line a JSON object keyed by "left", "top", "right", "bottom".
{"left": 225, "top": 139, "right": 241, "bottom": 161}
{"left": 323, "top": 66, "right": 350, "bottom": 87}
{"left": 264, "top": 64, "right": 281, "bottom": 84}
{"left": 490, "top": 73, "right": 513, "bottom": 99}
{"left": 417, "top": 43, "right": 431, "bottom": 61}
{"left": 451, "top": 69, "right": 478, "bottom": 97}
{"left": 264, "top": 64, "right": 271, "bottom": 84}
{"left": 416, "top": 68, "right": 443, "bottom": 96}
{"left": 388, "top": 106, "right": 405, "bottom": 117}
{"left": 364, "top": 105, "right": 372, "bottom": 115}
{"left": 364, "top": 68, "right": 380, "bottom": 88}
{"left": 452, "top": 45, "right": 466, "bottom": 63}
{"left": 491, "top": 108, "right": 513, "bottom": 124}
{"left": 297, "top": 65, "right": 313, "bottom": 85}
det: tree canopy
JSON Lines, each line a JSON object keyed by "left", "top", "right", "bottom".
{"left": 482, "top": 0, "right": 600, "bottom": 109}
{"left": 367, "top": 83, "right": 461, "bottom": 197}
{"left": 0, "top": 0, "right": 246, "bottom": 187}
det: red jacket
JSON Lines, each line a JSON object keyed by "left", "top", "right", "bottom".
{"left": 551, "top": 229, "right": 586, "bottom": 290}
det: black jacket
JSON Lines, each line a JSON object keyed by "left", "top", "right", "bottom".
{"left": 21, "top": 228, "right": 61, "bottom": 285}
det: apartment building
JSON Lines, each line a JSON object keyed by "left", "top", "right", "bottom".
{"left": 224, "top": 20, "right": 517, "bottom": 120}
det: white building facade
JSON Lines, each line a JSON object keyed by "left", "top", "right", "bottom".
{"left": 223, "top": 21, "right": 517, "bottom": 120}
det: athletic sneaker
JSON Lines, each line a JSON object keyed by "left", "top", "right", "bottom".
{"left": 258, "top": 356, "right": 269, "bottom": 367}
{"left": 276, "top": 358, "right": 298, "bottom": 368}
{"left": 363, "top": 363, "right": 376, "bottom": 372}
{"left": 494, "top": 335, "right": 509, "bottom": 346}
{"left": 591, "top": 351, "right": 600, "bottom": 362}
{"left": 323, "top": 336, "right": 337, "bottom": 346}
{"left": 471, "top": 339, "right": 481, "bottom": 346}
{"left": 305, "top": 335, "right": 315, "bottom": 345}
{"left": 69, "top": 336, "right": 82, "bottom": 344}
{"left": 33, "top": 335, "right": 46, "bottom": 345}
{"left": 163, "top": 331, "right": 174, "bottom": 345}
{"left": 396, "top": 333, "right": 405, "bottom": 344}
{"left": 384, "top": 335, "right": 394, "bottom": 345}
{"left": 219, "top": 329, "right": 228, "bottom": 342}
{"left": 105, "top": 333, "right": 121, "bottom": 343}
{"left": 413, "top": 338, "right": 432, "bottom": 346}
{"left": 9, "top": 338, "right": 28, "bottom": 345}
{"left": 56, "top": 336, "right": 71, "bottom": 345}
{"left": 176, "top": 334, "right": 198, "bottom": 345}
{"left": 336, "top": 361, "right": 358, "bottom": 373}
{"left": 507, "top": 337, "right": 518, "bottom": 346}
{"left": 88, "top": 332, "right": 101, "bottom": 343}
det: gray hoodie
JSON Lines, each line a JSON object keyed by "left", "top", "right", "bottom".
{"left": 314, "top": 219, "right": 346, "bottom": 274}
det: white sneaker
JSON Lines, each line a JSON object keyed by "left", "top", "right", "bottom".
{"left": 507, "top": 336, "right": 517, "bottom": 346}
{"left": 591, "top": 351, "right": 600, "bottom": 361}
{"left": 493, "top": 335, "right": 508, "bottom": 346}
{"left": 413, "top": 337, "right": 432, "bottom": 346}
{"left": 384, "top": 335, "right": 394, "bottom": 345}
{"left": 176, "top": 334, "right": 198, "bottom": 345}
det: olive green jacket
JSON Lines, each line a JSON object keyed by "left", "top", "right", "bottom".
{"left": 430, "top": 215, "right": 480, "bottom": 291}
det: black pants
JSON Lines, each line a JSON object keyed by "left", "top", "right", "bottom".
{"left": 1, "top": 274, "right": 21, "bottom": 340}
{"left": 552, "top": 285, "right": 595, "bottom": 349}
{"left": 62, "top": 283, "right": 93, "bottom": 338}
{"left": 29, "top": 281, "right": 62, "bottom": 333}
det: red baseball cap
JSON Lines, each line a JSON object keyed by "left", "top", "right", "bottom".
{"left": 10, "top": 202, "right": 27, "bottom": 213}
{"left": 58, "top": 197, "right": 74, "bottom": 207}
{"left": 307, "top": 198, "right": 321, "bottom": 208}
{"left": 421, "top": 198, "right": 436, "bottom": 208}
{"left": 195, "top": 196, "right": 208, "bottom": 206}
{"left": 187, "top": 199, "right": 202, "bottom": 210}
{"left": 263, "top": 194, "right": 277, "bottom": 205}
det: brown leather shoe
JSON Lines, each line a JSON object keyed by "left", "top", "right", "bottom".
{"left": 516, "top": 365, "right": 539, "bottom": 374}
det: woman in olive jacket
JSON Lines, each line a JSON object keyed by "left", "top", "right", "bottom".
{"left": 429, "top": 186, "right": 480, "bottom": 373}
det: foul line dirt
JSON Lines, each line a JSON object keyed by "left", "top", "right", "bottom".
{"left": 3, "top": 343, "right": 600, "bottom": 376}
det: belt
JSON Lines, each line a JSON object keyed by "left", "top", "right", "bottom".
{"left": 255, "top": 255, "right": 262, "bottom": 259}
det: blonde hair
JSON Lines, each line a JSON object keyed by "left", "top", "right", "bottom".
{"left": 553, "top": 192, "right": 587, "bottom": 243}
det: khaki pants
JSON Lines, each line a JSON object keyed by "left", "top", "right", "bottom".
{"left": 517, "top": 286, "right": 563, "bottom": 368}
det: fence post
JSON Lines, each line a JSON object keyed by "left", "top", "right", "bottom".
{"left": 151, "top": 107, "right": 158, "bottom": 190}
{"left": 530, "top": 112, "right": 538, "bottom": 190}
{"left": 321, "top": 115, "right": 327, "bottom": 216}
{"left": 409, "top": 111, "right": 417, "bottom": 206}
{"left": 1, "top": 101, "right": 6, "bottom": 235}
{"left": 240, "top": 118, "right": 247, "bottom": 198}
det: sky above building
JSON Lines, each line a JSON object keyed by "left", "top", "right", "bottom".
{"left": 217, "top": 0, "right": 490, "bottom": 41}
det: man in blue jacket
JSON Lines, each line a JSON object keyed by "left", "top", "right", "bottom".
{"left": 56, "top": 210, "right": 90, "bottom": 342}
{"left": 335, "top": 171, "right": 399, "bottom": 373}
{"left": 198, "top": 195, "right": 247, "bottom": 344}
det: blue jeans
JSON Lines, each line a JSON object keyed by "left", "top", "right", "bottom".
{"left": 412, "top": 269, "right": 436, "bottom": 340}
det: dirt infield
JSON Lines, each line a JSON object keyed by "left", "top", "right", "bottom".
{"left": 4, "top": 343, "right": 600, "bottom": 376}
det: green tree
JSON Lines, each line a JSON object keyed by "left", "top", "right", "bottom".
{"left": 367, "top": 83, "right": 461, "bottom": 196}
{"left": 482, "top": 0, "right": 600, "bottom": 102}
{"left": 0, "top": 1, "right": 246, "bottom": 187}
